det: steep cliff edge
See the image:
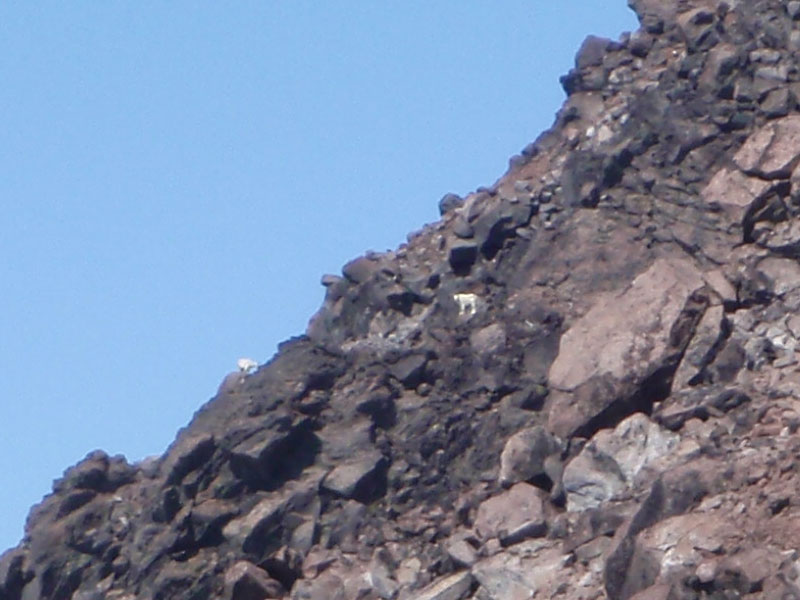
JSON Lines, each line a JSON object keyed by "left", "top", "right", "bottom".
{"left": 6, "top": 1, "right": 800, "bottom": 599}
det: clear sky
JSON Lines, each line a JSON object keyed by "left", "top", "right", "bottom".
{"left": 0, "top": 2, "right": 638, "bottom": 551}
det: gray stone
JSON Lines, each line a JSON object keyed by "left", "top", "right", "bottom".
{"left": 755, "top": 65, "right": 789, "bottom": 82}
{"left": 576, "top": 35, "right": 611, "bottom": 69}
{"left": 452, "top": 217, "right": 474, "bottom": 239}
{"left": 367, "top": 560, "right": 399, "bottom": 600}
{"left": 322, "top": 451, "right": 387, "bottom": 503}
{"left": 190, "top": 498, "right": 238, "bottom": 543}
{"left": 593, "top": 414, "right": 678, "bottom": 482}
{"left": 628, "top": 31, "right": 654, "bottom": 57}
{"left": 439, "top": 193, "right": 464, "bottom": 216}
{"left": 471, "top": 555, "right": 537, "bottom": 600}
{"left": 446, "top": 538, "right": 478, "bottom": 568}
{"left": 320, "top": 273, "right": 343, "bottom": 287}
{"left": 677, "top": 8, "right": 716, "bottom": 49}
{"left": 289, "top": 520, "right": 316, "bottom": 556}
{"left": 734, "top": 77, "right": 756, "bottom": 102}
{"left": 389, "top": 353, "right": 427, "bottom": 388}
{"left": 513, "top": 180, "right": 531, "bottom": 193}
{"left": 291, "top": 573, "right": 346, "bottom": 600}
{"left": 672, "top": 305, "right": 725, "bottom": 391}
{"left": 414, "top": 571, "right": 473, "bottom": 600}
{"left": 761, "top": 87, "right": 792, "bottom": 118}
{"left": 230, "top": 427, "right": 291, "bottom": 463}
{"left": 750, "top": 49, "right": 782, "bottom": 64}
{"left": 563, "top": 414, "right": 678, "bottom": 512}
{"left": 224, "top": 561, "right": 284, "bottom": 600}
{"left": 562, "top": 444, "right": 626, "bottom": 513}
{"left": 757, "top": 257, "right": 800, "bottom": 297}
{"left": 223, "top": 481, "right": 316, "bottom": 553}
{"left": 342, "top": 256, "right": 379, "bottom": 284}
{"left": 469, "top": 323, "right": 507, "bottom": 357}
{"left": 20, "top": 578, "right": 42, "bottom": 600}
{"left": 498, "top": 426, "right": 559, "bottom": 487}
{"left": 162, "top": 433, "right": 216, "bottom": 486}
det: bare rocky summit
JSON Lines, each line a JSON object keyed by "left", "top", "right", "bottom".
{"left": 7, "top": 0, "right": 800, "bottom": 598}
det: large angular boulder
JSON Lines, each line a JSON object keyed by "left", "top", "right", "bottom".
{"left": 474, "top": 483, "right": 546, "bottom": 546}
{"left": 548, "top": 258, "right": 708, "bottom": 438}
{"left": 562, "top": 414, "right": 679, "bottom": 511}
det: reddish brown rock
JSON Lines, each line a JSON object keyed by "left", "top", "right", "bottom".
{"left": 548, "top": 258, "right": 708, "bottom": 438}
{"left": 733, "top": 115, "right": 800, "bottom": 178}
{"left": 474, "top": 483, "right": 546, "bottom": 546}
{"left": 549, "top": 258, "right": 706, "bottom": 393}
{"left": 11, "top": 3, "right": 800, "bottom": 600}
{"left": 701, "top": 168, "right": 771, "bottom": 227}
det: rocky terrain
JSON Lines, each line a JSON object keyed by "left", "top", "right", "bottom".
{"left": 7, "top": 0, "right": 800, "bottom": 598}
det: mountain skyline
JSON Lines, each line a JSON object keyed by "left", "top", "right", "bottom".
{"left": 0, "top": 2, "right": 638, "bottom": 552}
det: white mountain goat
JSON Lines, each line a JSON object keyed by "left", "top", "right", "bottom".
{"left": 236, "top": 357, "right": 258, "bottom": 374}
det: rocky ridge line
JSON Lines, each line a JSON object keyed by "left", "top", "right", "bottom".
{"left": 6, "top": 0, "right": 800, "bottom": 599}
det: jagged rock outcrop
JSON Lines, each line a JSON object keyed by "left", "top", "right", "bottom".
{"left": 7, "top": 0, "right": 800, "bottom": 598}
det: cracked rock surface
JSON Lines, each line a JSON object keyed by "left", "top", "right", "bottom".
{"left": 7, "top": 1, "right": 800, "bottom": 599}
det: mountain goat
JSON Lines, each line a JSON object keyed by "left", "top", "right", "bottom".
{"left": 236, "top": 358, "right": 258, "bottom": 373}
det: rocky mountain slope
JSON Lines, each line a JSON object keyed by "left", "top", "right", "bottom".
{"left": 6, "top": 0, "right": 800, "bottom": 598}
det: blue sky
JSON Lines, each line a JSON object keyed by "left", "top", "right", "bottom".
{"left": 0, "top": 2, "right": 638, "bottom": 551}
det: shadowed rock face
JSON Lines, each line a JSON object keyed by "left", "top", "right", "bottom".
{"left": 9, "top": 1, "right": 800, "bottom": 599}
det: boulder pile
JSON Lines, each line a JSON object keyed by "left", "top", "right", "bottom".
{"left": 6, "top": 0, "right": 800, "bottom": 598}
